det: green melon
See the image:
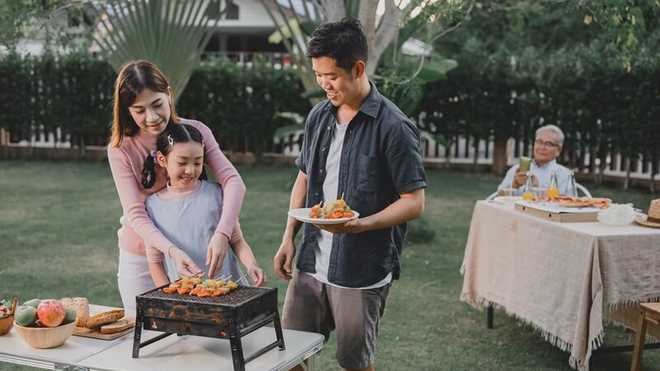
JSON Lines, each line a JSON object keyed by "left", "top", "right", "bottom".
{"left": 23, "top": 299, "right": 41, "bottom": 309}
{"left": 64, "top": 308, "right": 77, "bottom": 324}
{"left": 14, "top": 305, "right": 37, "bottom": 326}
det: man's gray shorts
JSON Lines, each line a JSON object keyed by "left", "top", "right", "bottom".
{"left": 282, "top": 271, "right": 390, "bottom": 369}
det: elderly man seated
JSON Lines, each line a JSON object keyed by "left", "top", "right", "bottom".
{"left": 498, "top": 125, "right": 574, "bottom": 196}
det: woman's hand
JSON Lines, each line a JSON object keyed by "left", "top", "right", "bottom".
{"left": 246, "top": 265, "right": 266, "bottom": 287}
{"left": 206, "top": 233, "right": 230, "bottom": 278}
{"left": 168, "top": 247, "right": 202, "bottom": 277}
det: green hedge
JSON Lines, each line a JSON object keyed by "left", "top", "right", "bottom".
{"left": 0, "top": 54, "right": 309, "bottom": 153}
{"left": 0, "top": 53, "right": 115, "bottom": 147}
{"left": 419, "top": 65, "right": 660, "bottom": 176}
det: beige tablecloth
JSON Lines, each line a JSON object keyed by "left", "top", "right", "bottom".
{"left": 460, "top": 200, "right": 660, "bottom": 370}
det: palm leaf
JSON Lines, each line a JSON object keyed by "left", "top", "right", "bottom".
{"left": 91, "top": 0, "right": 224, "bottom": 100}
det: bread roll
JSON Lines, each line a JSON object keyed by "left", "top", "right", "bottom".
{"left": 100, "top": 319, "right": 133, "bottom": 334}
{"left": 85, "top": 309, "right": 124, "bottom": 329}
{"left": 60, "top": 297, "right": 90, "bottom": 327}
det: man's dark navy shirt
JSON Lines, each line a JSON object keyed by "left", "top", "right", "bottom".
{"left": 295, "top": 82, "right": 427, "bottom": 287}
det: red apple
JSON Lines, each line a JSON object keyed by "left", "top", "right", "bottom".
{"left": 36, "top": 300, "right": 65, "bottom": 327}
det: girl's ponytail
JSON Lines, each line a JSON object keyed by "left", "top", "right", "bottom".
{"left": 141, "top": 150, "right": 157, "bottom": 188}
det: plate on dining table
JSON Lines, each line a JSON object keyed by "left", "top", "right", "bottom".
{"left": 288, "top": 208, "right": 360, "bottom": 225}
{"left": 492, "top": 196, "right": 522, "bottom": 204}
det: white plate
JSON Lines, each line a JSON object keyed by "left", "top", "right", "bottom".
{"left": 492, "top": 196, "right": 522, "bottom": 204}
{"left": 515, "top": 200, "right": 601, "bottom": 213}
{"left": 288, "top": 208, "right": 360, "bottom": 225}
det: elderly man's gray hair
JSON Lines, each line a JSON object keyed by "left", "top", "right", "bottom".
{"left": 535, "top": 125, "right": 564, "bottom": 146}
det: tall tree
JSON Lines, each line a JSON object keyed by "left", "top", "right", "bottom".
{"left": 260, "top": 0, "right": 469, "bottom": 105}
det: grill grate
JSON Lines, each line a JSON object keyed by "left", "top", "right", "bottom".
{"left": 140, "top": 286, "right": 266, "bottom": 306}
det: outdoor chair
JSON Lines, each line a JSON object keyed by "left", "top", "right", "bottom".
{"left": 630, "top": 303, "right": 660, "bottom": 371}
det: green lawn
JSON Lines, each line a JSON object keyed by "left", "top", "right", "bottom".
{"left": 1, "top": 160, "right": 658, "bottom": 371}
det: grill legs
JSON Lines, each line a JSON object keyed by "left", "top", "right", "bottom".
{"left": 236, "top": 310, "right": 287, "bottom": 369}
{"left": 132, "top": 318, "right": 174, "bottom": 358}
{"left": 131, "top": 311, "right": 286, "bottom": 371}
{"left": 274, "top": 311, "right": 286, "bottom": 351}
{"left": 229, "top": 331, "right": 246, "bottom": 371}
{"left": 132, "top": 318, "right": 142, "bottom": 358}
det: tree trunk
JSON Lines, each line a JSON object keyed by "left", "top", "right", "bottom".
{"left": 624, "top": 156, "right": 631, "bottom": 190}
{"left": 595, "top": 145, "right": 607, "bottom": 185}
{"left": 318, "top": 0, "right": 346, "bottom": 22}
{"left": 445, "top": 140, "right": 452, "bottom": 167}
{"left": 588, "top": 144, "right": 595, "bottom": 180}
{"left": 79, "top": 135, "right": 86, "bottom": 158}
{"left": 365, "top": 0, "right": 402, "bottom": 75}
{"left": 472, "top": 137, "right": 479, "bottom": 173}
{"left": 650, "top": 172, "right": 656, "bottom": 193}
{"left": 492, "top": 136, "right": 508, "bottom": 176}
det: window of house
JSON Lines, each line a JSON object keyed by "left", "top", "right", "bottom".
{"left": 225, "top": 0, "right": 239, "bottom": 20}
{"left": 206, "top": 0, "right": 239, "bottom": 20}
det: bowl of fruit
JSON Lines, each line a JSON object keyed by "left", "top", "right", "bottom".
{"left": 0, "top": 298, "right": 17, "bottom": 335}
{"left": 14, "top": 299, "right": 76, "bottom": 348}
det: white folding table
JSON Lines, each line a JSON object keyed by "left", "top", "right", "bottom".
{"left": 0, "top": 305, "right": 324, "bottom": 371}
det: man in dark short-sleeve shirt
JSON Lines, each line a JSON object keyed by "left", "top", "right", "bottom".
{"left": 273, "top": 18, "right": 427, "bottom": 371}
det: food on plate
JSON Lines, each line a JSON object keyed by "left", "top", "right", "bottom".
{"left": 555, "top": 196, "right": 610, "bottom": 208}
{"left": 522, "top": 192, "right": 536, "bottom": 201}
{"left": 309, "top": 198, "right": 355, "bottom": 219}
{"left": 85, "top": 309, "right": 125, "bottom": 329}
{"left": 36, "top": 299, "right": 66, "bottom": 327}
{"left": 546, "top": 186, "right": 560, "bottom": 200}
{"left": 161, "top": 276, "right": 239, "bottom": 297}
{"left": 60, "top": 297, "right": 89, "bottom": 327}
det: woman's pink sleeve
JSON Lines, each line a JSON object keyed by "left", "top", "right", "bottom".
{"left": 107, "top": 146, "right": 174, "bottom": 256}
{"left": 194, "top": 122, "right": 246, "bottom": 239}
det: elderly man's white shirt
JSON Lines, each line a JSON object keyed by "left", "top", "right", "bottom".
{"left": 498, "top": 159, "right": 574, "bottom": 196}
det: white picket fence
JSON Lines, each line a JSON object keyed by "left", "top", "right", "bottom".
{"left": 274, "top": 128, "right": 659, "bottom": 181}
{"left": 5, "top": 125, "right": 658, "bottom": 183}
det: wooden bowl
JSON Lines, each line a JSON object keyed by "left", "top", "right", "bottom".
{"left": 0, "top": 315, "right": 13, "bottom": 335}
{"left": 14, "top": 321, "right": 75, "bottom": 348}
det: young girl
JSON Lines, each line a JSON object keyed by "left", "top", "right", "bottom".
{"left": 143, "top": 123, "right": 264, "bottom": 286}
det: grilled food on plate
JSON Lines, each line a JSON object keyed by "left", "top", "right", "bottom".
{"left": 310, "top": 199, "right": 354, "bottom": 219}
{"left": 555, "top": 196, "right": 611, "bottom": 208}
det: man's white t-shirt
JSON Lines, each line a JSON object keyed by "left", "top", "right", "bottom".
{"left": 308, "top": 121, "right": 392, "bottom": 289}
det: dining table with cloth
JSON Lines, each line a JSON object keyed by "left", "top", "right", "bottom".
{"left": 460, "top": 200, "right": 660, "bottom": 371}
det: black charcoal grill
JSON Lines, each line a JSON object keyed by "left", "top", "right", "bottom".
{"left": 132, "top": 285, "right": 285, "bottom": 371}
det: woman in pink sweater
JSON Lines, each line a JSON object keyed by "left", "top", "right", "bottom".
{"left": 107, "top": 60, "right": 246, "bottom": 315}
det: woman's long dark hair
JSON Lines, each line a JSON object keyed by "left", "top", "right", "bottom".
{"left": 142, "top": 123, "right": 207, "bottom": 188}
{"left": 110, "top": 60, "right": 180, "bottom": 147}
